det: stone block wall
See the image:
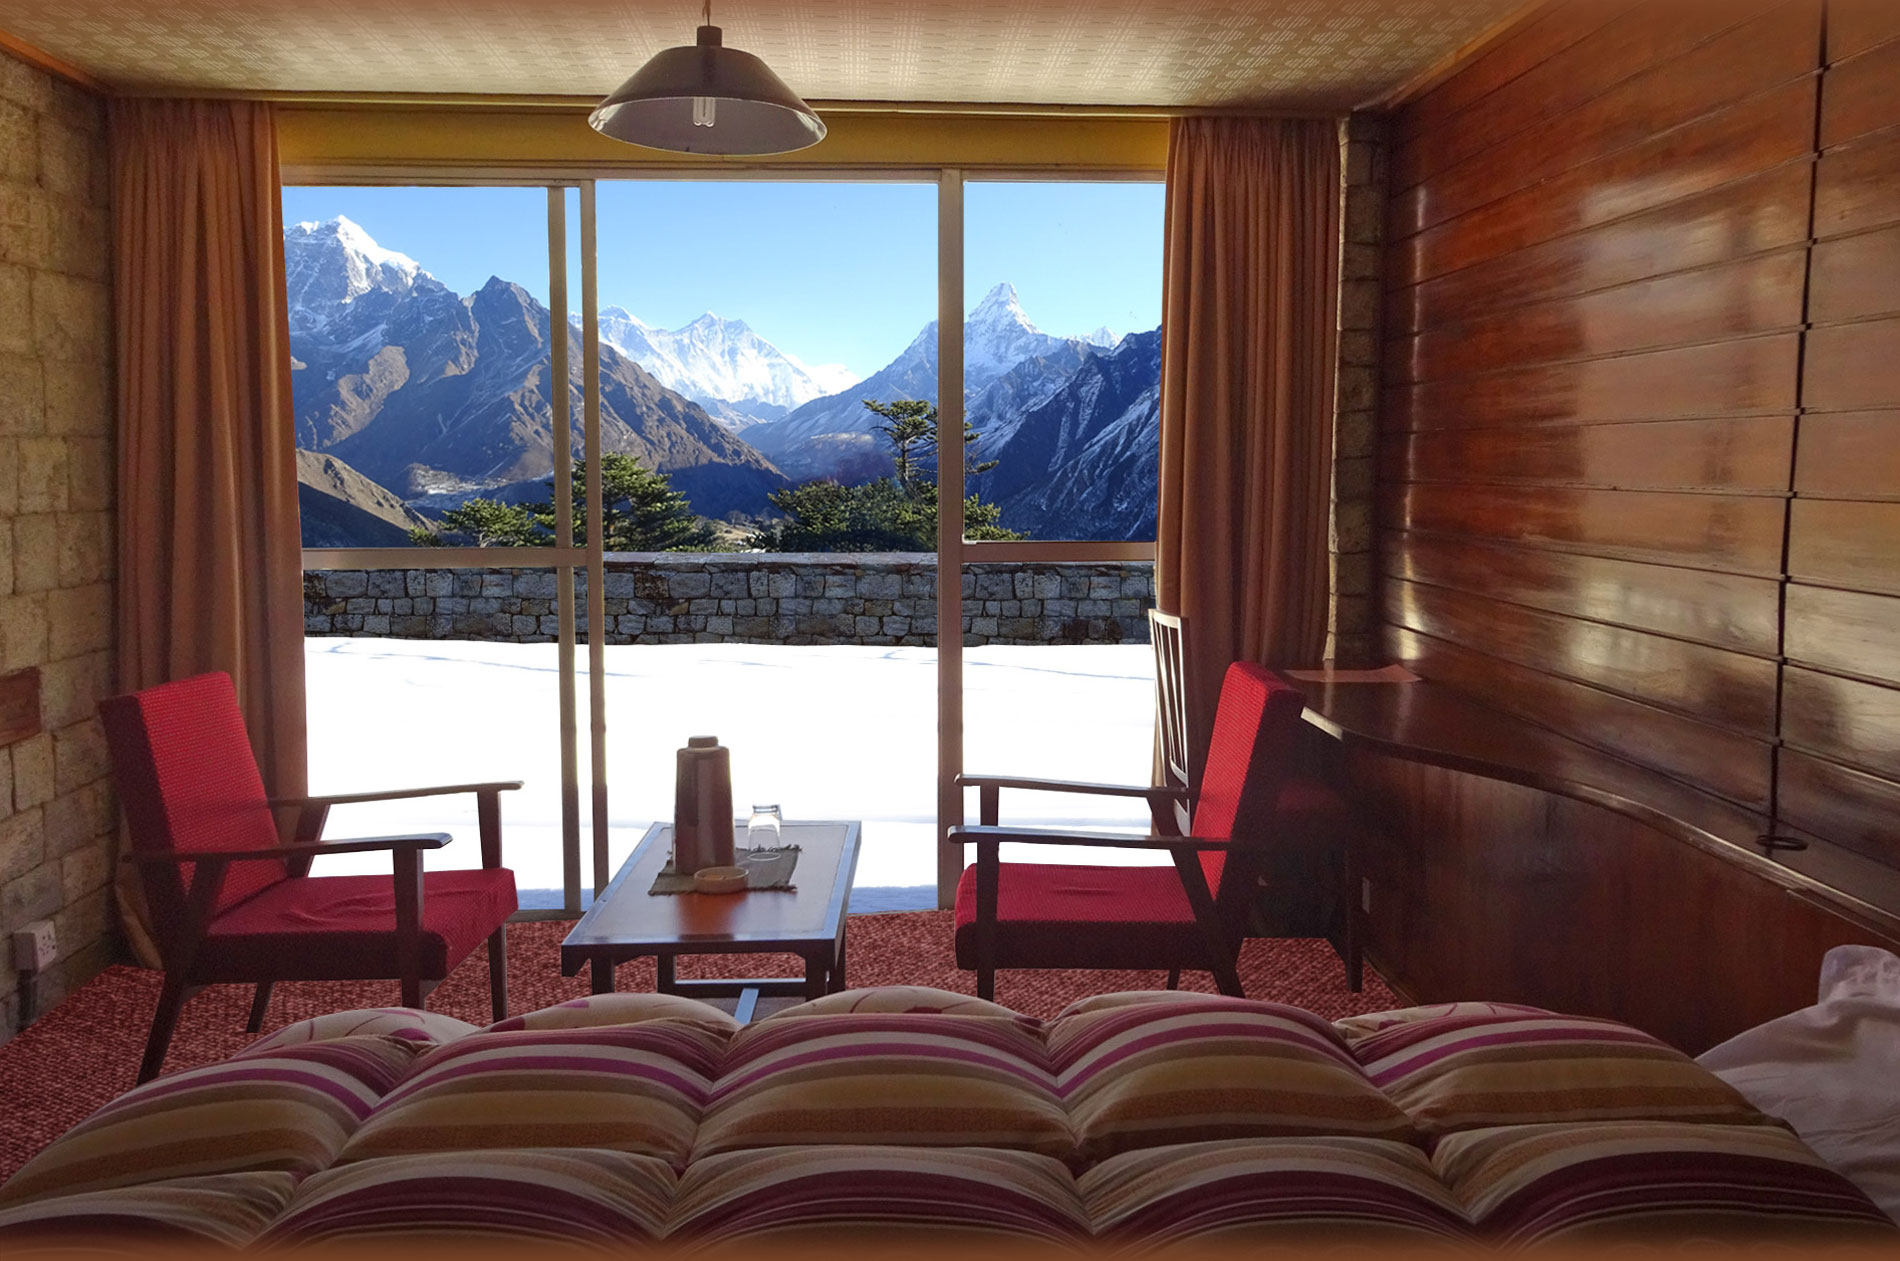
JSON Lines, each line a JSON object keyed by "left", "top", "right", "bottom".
{"left": 305, "top": 556, "right": 1156, "bottom": 647}
{"left": 0, "top": 52, "right": 116, "bottom": 1045}
{"left": 1329, "top": 113, "right": 1387, "bottom": 668}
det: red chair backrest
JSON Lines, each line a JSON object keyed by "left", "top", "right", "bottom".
{"left": 1188, "top": 662, "right": 1308, "bottom": 915}
{"left": 98, "top": 672, "right": 287, "bottom": 938}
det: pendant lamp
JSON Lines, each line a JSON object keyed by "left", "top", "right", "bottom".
{"left": 589, "top": 3, "right": 827, "bottom": 155}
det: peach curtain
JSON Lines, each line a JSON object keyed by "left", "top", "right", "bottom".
{"left": 1155, "top": 117, "right": 1340, "bottom": 778}
{"left": 109, "top": 99, "right": 306, "bottom": 964}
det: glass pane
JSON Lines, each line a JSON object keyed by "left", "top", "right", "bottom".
{"left": 303, "top": 566, "right": 569, "bottom": 900}
{"left": 960, "top": 562, "right": 1162, "bottom": 869}
{"left": 281, "top": 185, "right": 563, "bottom": 549}
{"left": 586, "top": 180, "right": 941, "bottom": 907}
{"left": 962, "top": 181, "right": 1165, "bottom": 542}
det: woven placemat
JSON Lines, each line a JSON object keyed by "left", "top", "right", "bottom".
{"left": 648, "top": 844, "right": 801, "bottom": 895}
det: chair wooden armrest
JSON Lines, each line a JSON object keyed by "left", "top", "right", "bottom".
{"left": 129, "top": 833, "right": 453, "bottom": 864}
{"left": 270, "top": 781, "right": 523, "bottom": 808}
{"left": 957, "top": 773, "right": 1187, "bottom": 800}
{"left": 274, "top": 782, "right": 516, "bottom": 872}
{"left": 958, "top": 775, "right": 1191, "bottom": 834}
{"left": 948, "top": 824, "right": 1227, "bottom": 851}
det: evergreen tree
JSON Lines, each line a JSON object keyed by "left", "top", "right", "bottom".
{"left": 410, "top": 453, "right": 716, "bottom": 551}
{"left": 753, "top": 398, "right": 1024, "bottom": 552}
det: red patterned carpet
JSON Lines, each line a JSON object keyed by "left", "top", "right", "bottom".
{"left": 0, "top": 911, "right": 1395, "bottom": 1181}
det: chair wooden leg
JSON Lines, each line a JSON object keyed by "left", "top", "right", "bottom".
{"left": 1171, "top": 846, "right": 1245, "bottom": 998}
{"left": 975, "top": 836, "right": 1001, "bottom": 1004}
{"left": 487, "top": 924, "right": 508, "bottom": 1021}
{"left": 245, "top": 981, "right": 275, "bottom": 1033}
{"left": 140, "top": 973, "right": 193, "bottom": 1085}
{"left": 1165, "top": 968, "right": 1180, "bottom": 990}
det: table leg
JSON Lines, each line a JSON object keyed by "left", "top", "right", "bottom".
{"left": 828, "top": 923, "right": 848, "bottom": 994}
{"left": 657, "top": 953, "right": 676, "bottom": 994}
{"left": 802, "top": 952, "right": 828, "bottom": 1001}
{"left": 591, "top": 952, "right": 616, "bottom": 995}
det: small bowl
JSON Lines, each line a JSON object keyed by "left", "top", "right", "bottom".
{"left": 693, "top": 865, "right": 748, "bottom": 895}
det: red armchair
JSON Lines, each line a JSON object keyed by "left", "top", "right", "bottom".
{"left": 952, "top": 661, "right": 1358, "bottom": 999}
{"left": 99, "top": 672, "right": 520, "bottom": 1082}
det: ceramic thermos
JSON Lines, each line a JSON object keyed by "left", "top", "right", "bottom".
{"left": 674, "top": 736, "right": 735, "bottom": 873}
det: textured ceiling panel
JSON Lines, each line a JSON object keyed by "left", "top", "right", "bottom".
{"left": 0, "top": 1, "right": 1526, "bottom": 108}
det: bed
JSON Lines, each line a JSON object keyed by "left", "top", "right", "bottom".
{"left": 0, "top": 986, "right": 1891, "bottom": 1248}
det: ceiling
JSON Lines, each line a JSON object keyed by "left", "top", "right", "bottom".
{"left": 3, "top": 1, "right": 1527, "bottom": 110}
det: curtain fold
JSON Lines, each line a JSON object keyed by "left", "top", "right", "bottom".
{"left": 109, "top": 99, "right": 307, "bottom": 965}
{"left": 1155, "top": 117, "right": 1340, "bottom": 780}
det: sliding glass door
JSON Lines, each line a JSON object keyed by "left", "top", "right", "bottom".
{"left": 582, "top": 177, "right": 940, "bottom": 895}
{"left": 937, "top": 176, "right": 1165, "bottom": 899}
{"left": 287, "top": 181, "right": 593, "bottom": 914}
{"left": 286, "top": 164, "right": 1163, "bottom": 915}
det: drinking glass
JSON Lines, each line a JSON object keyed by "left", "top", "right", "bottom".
{"left": 746, "top": 804, "right": 783, "bottom": 851}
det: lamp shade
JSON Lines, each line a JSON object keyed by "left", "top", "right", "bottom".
{"left": 589, "top": 25, "right": 827, "bottom": 155}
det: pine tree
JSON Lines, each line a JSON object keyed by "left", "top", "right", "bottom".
{"left": 754, "top": 398, "right": 1024, "bottom": 551}
{"left": 410, "top": 453, "right": 715, "bottom": 551}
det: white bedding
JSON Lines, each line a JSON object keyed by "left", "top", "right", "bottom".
{"left": 1698, "top": 945, "right": 1900, "bottom": 1222}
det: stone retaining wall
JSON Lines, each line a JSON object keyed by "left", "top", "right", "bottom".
{"left": 304, "top": 555, "right": 1155, "bottom": 646}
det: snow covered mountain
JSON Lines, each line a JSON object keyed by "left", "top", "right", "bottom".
{"left": 284, "top": 216, "right": 431, "bottom": 335}
{"left": 597, "top": 307, "right": 857, "bottom": 431}
{"left": 745, "top": 283, "right": 1106, "bottom": 481}
{"left": 284, "top": 218, "right": 785, "bottom": 543}
{"left": 981, "top": 329, "right": 1162, "bottom": 542}
{"left": 283, "top": 217, "right": 1160, "bottom": 543}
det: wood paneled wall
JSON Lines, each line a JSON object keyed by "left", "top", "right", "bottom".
{"left": 1380, "top": 0, "right": 1900, "bottom": 904}
{"left": 1777, "top": 1, "right": 1900, "bottom": 891}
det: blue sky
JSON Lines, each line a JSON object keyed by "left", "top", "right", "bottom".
{"left": 282, "top": 180, "right": 1162, "bottom": 379}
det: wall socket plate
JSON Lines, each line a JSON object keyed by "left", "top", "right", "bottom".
{"left": 12, "top": 920, "right": 57, "bottom": 973}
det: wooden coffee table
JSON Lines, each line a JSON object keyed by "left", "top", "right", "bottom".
{"left": 560, "top": 820, "right": 860, "bottom": 1021}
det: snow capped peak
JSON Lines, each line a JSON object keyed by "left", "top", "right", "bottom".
{"left": 597, "top": 306, "right": 860, "bottom": 417}
{"left": 1084, "top": 325, "right": 1121, "bottom": 349}
{"left": 969, "top": 282, "right": 1030, "bottom": 327}
{"left": 600, "top": 305, "right": 648, "bottom": 328}
{"left": 685, "top": 311, "right": 744, "bottom": 333}
{"left": 288, "top": 216, "right": 423, "bottom": 278}
{"left": 283, "top": 216, "right": 436, "bottom": 334}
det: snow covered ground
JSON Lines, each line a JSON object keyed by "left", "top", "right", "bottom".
{"left": 305, "top": 639, "right": 1164, "bottom": 900}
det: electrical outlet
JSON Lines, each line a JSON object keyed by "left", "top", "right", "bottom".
{"left": 1360, "top": 878, "right": 1373, "bottom": 914}
{"left": 13, "top": 920, "right": 57, "bottom": 973}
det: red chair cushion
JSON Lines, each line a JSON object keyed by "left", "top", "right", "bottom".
{"left": 953, "top": 862, "right": 1210, "bottom": 972}
{"left": 199, "top": 869, "right": 518, "bottom": 983}
{"left": 99, "top": 672, "right": 287, "bottom": 916}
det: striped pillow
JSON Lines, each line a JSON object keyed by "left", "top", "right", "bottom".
{"left": 1081, "top": 1139, "right": 1471, "bottom": 1246}
{"left": 1055, "top": 990, "right": 1270, "bottom": 1020}
{"left": 695, "top": 1015, "right": 1072, "bottom": 1160}
{"left": 765, "top": 986, "right": 1038, "bottom": 1025}
{"left": 242, "top": 1007, "right": 478, "bottom": 1053}
{"left": 1049, "top": 996, "right": 1415, "bottom": 1162}
{"left": 0, "top": 1036, "right": 420, "bottom": 1206}
{"left": 264, "top": 1149, "right": 675, "bottom": 1246}
{"left": 485, "top": 992, "right": 741, "bottom": 1035}
{"left": 338, "top": 1021, "right": 725, "bottom": 1167}
{"left": 0, "top": 1173, "right": 297, "bottom": 1248}
{"left": 1439, "top": 1121, "right": 1899, "bottom": 1244}
{"left": 1352, "top": 1010, "right": 1767, "bottom": 1139}
{"left": 1333, "top": 1002, "right": 1553, "bottom": 1043}
{"left": 670, "top": 1145, "right": 1088, "bottom": 1244}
